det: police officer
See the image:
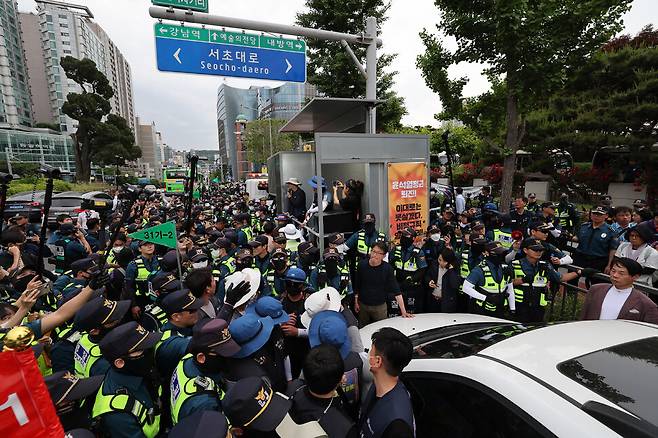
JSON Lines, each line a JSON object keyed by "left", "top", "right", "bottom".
{"left": 463, "top": 242, "right": 515, "bottom": 317}
{"left": 170, "top": 318, "right": 239, "bottom": 425}
{"left": 422, "top": 224, "right": 446, "bottom": 264}
{"left": 509, "top": 195, "right": 534, "bottom": 236}
{"left": 528, "top": 222, "right": 573, "bottom": 266}
{"left": 60, "top": 258, "right": 98, "bottom": 304}
{"left": 571, "top": 205, "right": 620, "bottom": 281}
{"left": 510, "top": 238, "right": 581, "bottom": 323}
{"left": 53, "top": 223, "right": 91, "bottom": 274}
{"left": 234, "top": 213, "right": 254, "bottom": 247}
{"left": 211, "top": 237, "right": 236, "bottom": 303}
{"left": 123, "top": 240, "right": 160, "bottom": 320}
{"left": 248, "top": 235, "right": 270, "bottom": 276}
{"left": 359, "top": 327, "right": 415, "bottom": 438}
{"left": 73, "top": 296, "right": 131, "bottom": 378}
{"left": 343, "top": 213, "right": 387, "bottom": 268}
{"left": 526, "top": 193, "right": 540, "bottom": 213}
{"left": 389, "top": 227, "right": 427, "bottom": 314}
{"left": 45, "top": 371, "right": 104, "bottom": 433}
{"left": 251, "top": 205, "right": 270, "bottom": 234}
{"left": 92, "top": 322, "right": 163, "bottom": 438}
{"left": 265, "top": 248, "right": 289, "bottom": 297}
{"left": 106, "top": 247, "right": 134, "bottom": 301}
{"left": 295, "top": 241, "right": 321, "bottom": 278}
{"left": 310, "top": 247, "right": 352, "bottom": 300}
{"left": 555, "top": 193, "right": 579, "bottom": 234}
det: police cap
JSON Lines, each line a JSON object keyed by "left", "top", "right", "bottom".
{"left": 99, "top": 321, "right": 162, "bottom": 362}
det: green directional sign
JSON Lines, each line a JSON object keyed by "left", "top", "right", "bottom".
{"left": 129, "top": 221, "right": 178, "bottom": 249}
{"left": 260, "top": 36, "right": 306, "bottom": 53}
{"left": 155, "top": 23, "right": 208, "bottom": 42}
{"left": 155, "top": 23, "right": 306, "bottom": 53}
{"left": 152, "top": 0, "right": 209, "bottom": 13}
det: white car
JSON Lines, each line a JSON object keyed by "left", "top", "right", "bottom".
{"left": 360, "top": 314, "right": 658, "bottom": 438}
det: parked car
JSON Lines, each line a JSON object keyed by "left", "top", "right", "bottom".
{"left": 47, "top": 191, "right": 113, "bottom": 229}
{"left": 360, "top": 314, "right": 658, "bottom": 438}
{"left": 4, "top": 191, "right": 46, "bottom": 223}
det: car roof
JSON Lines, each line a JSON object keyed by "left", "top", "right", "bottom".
{"left": 359, "top": 313, "right": 510, "bottom": 350}
{"left": 81, "top": 191, "right": 110, "bottom": 198}
{"left": 53, "top": 191, "right": 83, "bottom": 198}
{"left": 7, "top": 191, "right": 46, "bottom": 201}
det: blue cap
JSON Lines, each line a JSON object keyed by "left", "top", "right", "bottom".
{"left": 285, "top": 267, "right": 306, "bottom": 283}
{"left": 484, "top": 202, "right": 498, "bottom": 211}
{"left": 247, "top": 296, "right": 289, "bottom": 325}
{"left": 229, "top": 314, "right": 274, "bottom": 359}
{"left": 308, "top": 310, "right": 351, "bottom": 359}
{"left": 307, "top": 176, "right": 326, "bottom": 189}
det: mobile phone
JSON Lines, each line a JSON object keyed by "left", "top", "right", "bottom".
{"left": 36, "top": 279, "right": 53, "bottom": 297}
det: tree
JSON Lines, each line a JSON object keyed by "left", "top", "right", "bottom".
{"left": 527, "top": 26, "right": 658, "bottom": 161}
{"left": 60, "top": 57, "right": 140, "bottom": 181}
{"left": 296, "top": 0, "right": 407, "bottom": 132}
{"left": 417, "top": 0, "right": 631, "bottom": 211}
{"left": 243, "top": 119, "right": 298, "bottom": 165}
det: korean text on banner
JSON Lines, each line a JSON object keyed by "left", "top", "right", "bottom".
{"left": 0, "top": 349, "right": 64, "bottom": 437}
{"left": 388, "top": 162, "right": 429, "bottom": 239}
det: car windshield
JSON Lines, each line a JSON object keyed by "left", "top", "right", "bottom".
{"left": 52, "top": 198, "right": 81, "bottom": 207}
{"left": 558, "top": 337, "right": 658, "bottom": 429}
{"left": 411, "top": 323, "right": 546, "bottom": 359}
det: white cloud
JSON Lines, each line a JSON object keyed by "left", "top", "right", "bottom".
{"left": 16, "top": 0, "right": 658, "bottom": 148}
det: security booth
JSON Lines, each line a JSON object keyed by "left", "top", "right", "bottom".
{"left": 273, "top": 97, "right": 430, "bottom": 252}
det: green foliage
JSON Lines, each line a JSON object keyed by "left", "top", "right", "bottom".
{"left": 396, "top": 123, "right": 487, "bottom": 162}
{"left": 0, "top": 162, "right": 40, "bottom": 178}
{"left": 416, "top": 0, "right": 631, "bottom": 211}
{"left": 35, "top": 122, "right": 60, "bottom": 131}
{"left": 527, "top": 26, "right": 658, "bottom": 160}
{"left": 296, "top": 0, "right": 407, "bottom": 132}
{"left": 243, "top": 119, "right": 298, "bottom": 165}
{"left": 60, "top": 57, "right": 138, "bottom": 182}
{"left": 5, "top": 178, "right": 110, "bottom": 196}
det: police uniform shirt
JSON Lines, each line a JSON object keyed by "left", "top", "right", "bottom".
{"left": 53, "top": 272, "right": 74, "bottom": 296}
{"left": 96, "top": 368, "right": 157, "bottom": 438}
{"left": 61, "top": 278, "right": 87, "bottom": 303}
{"left": 64, "top": 239, "right": 89, "bottom": 265}
{"left": 309, "top": 269, "right": 353, "bottom": 296}
{"left": 125, "top": 256, "right": 160, "bottom": 291}
{"left": 509, "top": 210, "right": 533, "bottom": 234}
{"left": 465, "top": 260, "right": 507, "bottom": 287}
{"left": 156, "top": 322, "right": 192, "bottom": 381}
{"left": 253, "top": 254, "right": 271, "bottom": 276}
{"left": 344, "top": 230, "right": 384, "bottom": 253}
{"left": 174, "top": 357, "right": 223, "bottom": 423}
{"left": 390, "top": 246, "right": 428, "bottom": 275}
{"left": 576, "top": 222, "right": 620, "bottom": 258}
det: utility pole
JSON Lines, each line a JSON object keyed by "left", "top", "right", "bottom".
{"left": 149, "top": 7, "right": 382, "bottom": 133}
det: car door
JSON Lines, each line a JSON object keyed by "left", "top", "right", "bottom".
{"left": 401, "top": 356, "right": 620, "bottom": 438}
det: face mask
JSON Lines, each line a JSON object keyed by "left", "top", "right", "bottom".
{"left": 232, "top": 210, "right": 240, "bottom": 216}
{"left": 430, "top": 234, "right": 441, "bottom": 242}
{"left": 210, "top": 249, "right": 221, "bottom": 260}
{"left": 192, "top": 261, "right": 209, "bottom": 269}
{"left": 363, "top": 223, "right": 375, "bottom": 234}
{"left": 117, "top": 351, "right": 155, "bottom": 378}
{"left": 299, "top": 254, "right": 317, "bottom": 267}
{"left": 197, "top": 353, "right": 225, "bottom": 375}
{"left": 112, "top": 246, "right": 123, "bottom": 253}
{"left": 236, "top": 258, "right": 253, "bottom": 270}
{"left": 401, "top": 237, "right": 413, "bottom": 248}
{"left": 286, "top": 281, "right": 304, "bottom": 297}
{"left": 272, "top": 259, "right": 286, "bottom": 272}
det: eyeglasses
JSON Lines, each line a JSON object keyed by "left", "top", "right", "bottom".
{"left": 371, "top": 250, "right": 386, "bottom": 256}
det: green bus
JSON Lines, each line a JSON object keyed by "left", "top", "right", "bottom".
{"left": 163, "top": 168, "right": 189, "bottom": 194}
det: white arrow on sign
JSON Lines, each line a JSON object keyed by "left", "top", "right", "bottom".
{"left": 285, "top": 59, "right": 292, "bottom": 74}
{"left": 173, "top": 48, "right": 182, "bottom": 64}
{"left": 211, "top": 32, "right": 218, "bottom": 41}
{"left": 159, "top": 27, "right": 168, "bottom": 34}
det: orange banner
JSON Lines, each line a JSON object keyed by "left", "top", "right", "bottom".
{"left": 387, "top": 162, "right": 428, "bottom": 240}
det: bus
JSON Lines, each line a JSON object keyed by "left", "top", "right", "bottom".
{"left": 163, "top": 168, "right": 189, "bottom": 194}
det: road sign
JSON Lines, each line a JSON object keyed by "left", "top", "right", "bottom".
{"left": 155, "top": 24, "right": 306, "bottom": 82}
{"left": 152, "top": 0, "right": 208, "bottom": 13}
{"left": 129, "top": 221, "right": 178, "bottom": 248}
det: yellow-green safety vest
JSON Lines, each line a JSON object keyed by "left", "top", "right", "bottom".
{"left": 135, "top": 258, "right": 156, "bottom": 297}
{"left": 74, "top": 333, "right": 103, "bottom": 378}
{"left": 510, "top": 260, "right": 549, "bottom": 306}
{"left": 356, "top": 231, "right": 386, "bottom": 257}
{"left": 475, "top": 263, "right": 509, "bottom": 312}
{"left": 493, "top": 229, "right": 514, "bottom": 249}
{"left": 316, "top": 263, "right": 351, "bottom": 297}
{"left": 242, "top": 226, "right": 254, "bottom": 242}
{"left": 92, "top": 382, "right": 161, "bottom": 438}
{"left": 170, "top": 354, "right": 224, "bottom": 425}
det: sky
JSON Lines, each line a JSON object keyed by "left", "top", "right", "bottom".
{"left": 16, "top": 0, "right": 658, "bottom": 151}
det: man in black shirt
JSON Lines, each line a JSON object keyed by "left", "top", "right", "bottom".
{"left": 354, "top": 241, "right": 411, "bottom": 327}
{"left": 287, "top": 345, "right": 359, "bottom": 438}
{"left": 509, "top": 196, "right": 534, "bottom": 237}
{"left": 286, "top": 178, "right": 306, "bottom": 222}
{"left": 359, "top": 327, "right": 415, "bottom": 438}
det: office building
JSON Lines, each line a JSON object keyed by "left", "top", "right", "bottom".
{"left": 19, "top": 1, "right": 136, "bottom": 133}
{"left": 216, "top": 82, "right": 316, "bottom": 179}
{"left": 135, "top": 117, "right": 162, "bottom": 179}
{"left": 0, "top": 125, "right": 75, "bottom": 172}
{"left": 0, "top": 0, "right": 33, "bottom": 126}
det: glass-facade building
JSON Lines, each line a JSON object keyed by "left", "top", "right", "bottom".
{"left": 216, "top": 82, "right": 316, "bottom": 179}
{"left": 0, "top": 126, "right": 75, "bottom": 172}
{"left": 0, "top": 0, "right": 33, "bottom": 126}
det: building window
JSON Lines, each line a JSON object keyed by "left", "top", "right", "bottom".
{"left": 62, "top": 41, "right": 70, "bottom": 46}
{"left": 63, "top": 49, "right": 71, "bottom": 54}
{"left": 60, "top": 23, "right": 68, "bottom": 28}
{"left": 58, "top": 14, "right": 68, "bottom": 19}
{"left": 61, "top": 32, "right": 69, "bottom": 37}
{"left": 46, "top": 15, "right": 53, "bottom": 22}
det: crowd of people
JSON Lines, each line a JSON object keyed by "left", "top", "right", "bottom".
{"left": 0, "top": 177, "right": 657, "bottom": 437}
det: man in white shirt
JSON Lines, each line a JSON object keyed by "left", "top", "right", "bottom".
{"left": 455, "top": 187, "right": 466, "bottom": 214}
{"left": 580, "top": 257, "right": 658, "bottom": 323}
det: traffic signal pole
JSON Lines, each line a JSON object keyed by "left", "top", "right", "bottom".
{"left": 148, "top": 6, "right": 382, "bottom": 133}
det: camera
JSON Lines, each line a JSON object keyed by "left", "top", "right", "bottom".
{"left": 39, "top": 164, "right": 62, "bottom": 179}
{"left": 0, "top": 172, "right": 13, "bottom": 185}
